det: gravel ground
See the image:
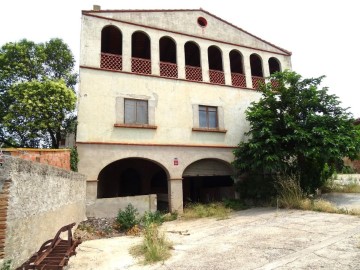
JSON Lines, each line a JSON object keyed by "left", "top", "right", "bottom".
{"left": 67, "top": 207, "right": 360, "bottom": 270}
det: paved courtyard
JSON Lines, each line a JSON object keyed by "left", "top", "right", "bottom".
{"left": 67, "top": 207, "right": 360, "bottom": 270}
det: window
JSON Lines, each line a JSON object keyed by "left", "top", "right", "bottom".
{"left": 124, "top": 99, "right": 148, "bottom": 124}
{"left": 199, "top": 106, "right": 218, "bottom": 128}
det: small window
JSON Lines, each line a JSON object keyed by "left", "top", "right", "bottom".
{"left": 197, "top": 17, "right": 208, "bottom": 27}
{"left": 124, "top": 99, "right": 148, "bottom": 124}
{"left": 199, "top": 106, "right": 218, "bottom": 128}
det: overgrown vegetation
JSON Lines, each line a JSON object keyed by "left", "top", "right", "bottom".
{"left": 0, "top": 260, "right": 11, "bottom": 270}
{"left": 322, "top": 178, "right": 360, "bottom": 193}
{"left": 131, "top": 223, "right": 172, "bottom": 264}
{"left": 222, "top": 198, "right": 248, "bottom": 211}
{"left": 182, "top": 202, "right": 231, "bottom": 220}
{"left": 233, "top": 70, "right": 360, "bottom": 193}
{"left": 70, "top": 146, "right": 78, "bottom": 171}
{"left": 276, "top": 176, "right": 360, "bottom": 216}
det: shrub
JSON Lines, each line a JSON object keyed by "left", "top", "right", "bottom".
{"left": 70, "top": 146, "right": 78, "bottom": 172}
{"left": 235, "top": 174, "right": 277, "bottom": 203}
{"left": 116, "top": 204, "right": 139, "bottom": 232}
{"left": 222, "top": 198, "right": 248, "bottom": 211}
{"left": 141, "top": 211, "right": 164, "bottom": 226}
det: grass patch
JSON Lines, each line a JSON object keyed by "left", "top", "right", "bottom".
{"left": 130, "top": 223, "right": 172, "bottom": 264}
{"left": 182, "top": 202, "right": 231, "bottom": 220}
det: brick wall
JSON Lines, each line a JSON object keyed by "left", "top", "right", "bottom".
{"left": 2, "top": 148, "right": 70, "bottom": 170}
{"left": 0, "top": 180, "right": 10, "bottom": 259}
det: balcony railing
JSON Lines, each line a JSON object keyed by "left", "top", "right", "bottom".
{"left": 185, "top": 66, "right": 203, "bottom": 81}
{"left": 209, "top": 69, "right": 225, "bottom": 85}
{"left": 231, "top": 73, "right": 246, "bottom": 88}
{"left": 131, "top": 57, "right": 151, "bottom": 74}
{"left": 271, "top": 79, "right": 280, "bottom": 88}
{"left": 252, "top": 76, "right": 265, "bottom": 89}
{"left": 160, "top": 62, "right": 178, "bottom": 78}
{"left": 100, "top": 53, "right": 122, "bottom": 71}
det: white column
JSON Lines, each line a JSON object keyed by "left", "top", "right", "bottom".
{"left": 222, "top": 48, "right": 232, "bottom": 86}
{"left": 151, "top": 35, "right": 160, "bottom": 76}
{"left": 263, "top": 56, "right": 270, "bottom": 80}
{"left": 122, "top": 29, "right": 132, "bottom": 72}
{"left": 200, "top": 45, "right": 210, "bottom": 82}
{"left": 177, "top": 40, "right": 186, "bottom": 79}
{"left": 168, "top": 178, "right": 183, "bottom": 213}
{"left": 243, "top": 52, "right": 253, "bottom": 88}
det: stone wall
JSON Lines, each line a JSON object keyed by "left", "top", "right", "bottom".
{"left": 2, "top": 148, "right": 71, "bottom": 170}
{"left": 0, "top": 156, "right": 86, "bottom": 268}
{"left": 86, "top": 195, "right": 157, "bottom": 218}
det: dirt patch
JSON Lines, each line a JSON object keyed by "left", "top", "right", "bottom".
{"left": 74, "top": 217, "right": 123, "bottom": 241}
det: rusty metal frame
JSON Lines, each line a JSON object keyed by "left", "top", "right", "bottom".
{"left": 17, "top": 223, "right": 81, "bottom": 270}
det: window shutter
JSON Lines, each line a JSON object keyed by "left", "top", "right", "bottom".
{"left": 136, "top": 100, "right": 148, "bottom": 124}
{"left": 124, "top": 99, "right": 136, "bottom": 123}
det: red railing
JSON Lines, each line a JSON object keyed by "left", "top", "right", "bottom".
{"left": 209, "top": 70, "right": 225, "bottom": 85}
{"left": 131, "top": 57, "right": 151, "bottom": 74}
{"left": 100, "top": 53, "right": 122, "bottom": 71}
{"left": 160, "top": 62, "right": 178, "bottom": 78}
{"left": 185, "top": 66, "right": 203, "bottom": 81}
{"left": 231, "top": 73, "right": 246, "bottom": 88}
{"left": 271, "top": 79, "right": 280, "bottom": 88}
{"left": 252, "top": 76, "right": 265, "bottom": 89}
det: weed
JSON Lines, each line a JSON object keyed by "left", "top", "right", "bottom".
{"left": 182, "top": 202, "right": 231, "bottom": 220}
{"left": 222, "top": 198, "right": 248, "bottom": 211}
{"left": 276, "top": 175, "right": 304, "bottom": 209}
{"left": 116, "top": 204, "right": 139, "bottom": 232}
{"left": 0, "top": 260, "right": 11, "bottom": 270}
{"left": 141, "top": 211, "right": 164, "bottom": 226}
{"left": 162, "top": 212, "right": 178, "bottom": 222}
{"left": 131, "top": 223, "right": 172, "bottom": 264}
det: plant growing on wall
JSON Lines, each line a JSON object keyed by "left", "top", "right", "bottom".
{"left": 0, "top": 38, "right": 77, "bottom": 148}
{"left": 233, "top": 70, "right": 360, "bottom": 192}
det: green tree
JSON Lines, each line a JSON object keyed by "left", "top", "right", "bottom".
{"left": 233, "top": 71, "right": 360, "bottom": 192}
{"left": 0, "top": 38, "right": 77, "bottom": 148}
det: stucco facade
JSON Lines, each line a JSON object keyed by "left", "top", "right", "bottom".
{"left": 77, "top": 7, "right": 292, "bottom": 213}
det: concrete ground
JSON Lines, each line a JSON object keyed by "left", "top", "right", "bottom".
{"left": 67, "top": 207, "right": 360, "bottom": 270}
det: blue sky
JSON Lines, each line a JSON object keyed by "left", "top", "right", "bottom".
{"left": 1, "top": 0, "right": 359, "bottom": 117}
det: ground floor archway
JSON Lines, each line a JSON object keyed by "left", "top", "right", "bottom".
{"left": 182, "top": 159, "right": 235, "bottom": 204}
{"left": 97, "top": 158, "right": 169, "bottom": 210}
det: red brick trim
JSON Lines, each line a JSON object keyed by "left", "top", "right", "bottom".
{"left": 82, "top": 12, "right": 291, "bottom": 56}
{"left": 80, "top": 65, "right": 260, "bottom": 93}
{"left": 0, "top": 179, "right": 11, "bottom": 259}
{"left": 76, "top": 141, "right": 236, "bottom": 149}
{"left": 114, "top": 123, "right": 157, "bottom": 129}
{"left": 192, "top": 127, "right": 227, "bottom": 133}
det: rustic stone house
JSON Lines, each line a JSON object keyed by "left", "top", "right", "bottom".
{"left": 77, "top": 7, "right": 292, "bottom": 214}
